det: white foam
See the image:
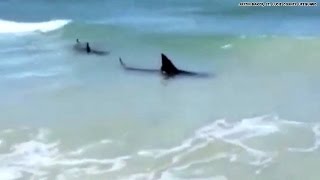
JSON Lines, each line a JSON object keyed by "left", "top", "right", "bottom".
{"left": 135, "top": 115, "right": 283, "bottom": 178}
{"left": 0, "top": 139, "right": 58, "bottom": 179}
{"left": 137, "top": 150, "right": 155, "bottom": 157}
{"left": 5, "top": 71, "right": 59, "bottom": 79}
{"left": 172, "top": 141, "right": 210, "bottom": 164}
{"left": 195, "top": 116, "right": 279, "bottom": 141}
{"left": 221, "top": 44, "right": 232, "bottom": 49}
{"left": 36, "top": 129, "right": 51, "bottom": 141}
{"left": 69, "top": 147, "right": 88, "bottom": 156}
{"left": 55, "top": 156, "right": 130, "bottom": 167}
{"left": 160, "top": 171, "right": 228, "bottom": 180}
{"left": 0, "top": 168, "right": 22, "bottom": 180}
{"left": 124, "top": 171, "right": 228, "bottom": 180}
{"left": 56, "top": 174, "right": 66, "bottom": 180}
{"left": 7, "top": 140, "right": 60, "bottom": 167}
{"left": 139, "top": 116, "right": 280, "bottom": 166}
{"left": 288, "top": 123, "right": 320, "bottom": 153}
{"left": 0, "top": 129, "right": 129, "bottom": 179}
{"left": 64, "top": 165, "right": 124, "bottom": 176}
{"left": 5, "top": 66, "right": 69, "bottom": 79}
{"left": 121, "top": 173, "right": 154, "bottom": 180}
{"left": 100, "top": 139, "right": 113, "bottom": 144}
{"left": 0, "top": 117, "right": 314, "bottom": 179}
{"left": 173, "top": 153, "right": 235, "bottom": 171}
{"left": 194, "top": 116, "right": 281, "bottom": 171}
{"left": 0, "top": 19, "right": 71, "bottom": 34}
{"left": 137, "top": 138, "right": 194, "bottom": 159}
{"left": 81, "top": 166, "right": 111, "bottom": 175}
{"left": 53, "top": 156, "right": 129, "bottom": 178}
{"left": 69, "top": 139, "right": 113, "bottom": 156}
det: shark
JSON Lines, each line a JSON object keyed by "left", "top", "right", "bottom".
{"left": 73, "top": 39, "right": 110, "bottom": 56}
{"left": 119, "top": 53, "right": 209, "bottom": 78}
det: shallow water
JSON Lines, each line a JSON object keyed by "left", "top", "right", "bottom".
{"left": 0, "top": 0, "right": 320, "bottom": 179}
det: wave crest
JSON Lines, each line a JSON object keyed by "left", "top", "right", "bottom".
{"left": 0, "top": 19, "right": 71, "bottom": 34}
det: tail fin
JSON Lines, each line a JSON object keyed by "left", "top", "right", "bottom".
{"left": 119, "top": 57, "right": 126, "bottom": 68}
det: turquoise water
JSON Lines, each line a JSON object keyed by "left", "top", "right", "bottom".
{"left": 0, "top": 0, "right": 320, "bottom": 179}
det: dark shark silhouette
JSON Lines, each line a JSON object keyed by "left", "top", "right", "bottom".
{"left": 73, "top": 39, "right": 110, "bottom": 56}
{"left": 120, "top": 53, "right": 209, "bottom": 77}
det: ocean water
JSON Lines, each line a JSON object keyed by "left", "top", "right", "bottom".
{"left": 0, "top": 0, "right": 320, "bottom": 179}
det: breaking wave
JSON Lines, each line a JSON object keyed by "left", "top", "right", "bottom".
{"left": 0, "top": 19, "right": 71, "bottom": 34}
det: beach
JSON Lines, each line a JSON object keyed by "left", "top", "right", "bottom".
{"left": 0, "top": 0, "right": 320, "bottom": 179}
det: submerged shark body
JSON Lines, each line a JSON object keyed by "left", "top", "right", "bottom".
{"left": 73, "top": 39, "right": 110, "bottom": 56}
{"left": 120, "top": 53, "right": 208, "bottom": 78}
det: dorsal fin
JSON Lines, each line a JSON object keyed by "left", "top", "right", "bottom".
{"left": 86, "top": 42, "right": 91, "bottom": 53}
{"left": 161, "top": 53, "right": 179, "bottom": 75}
